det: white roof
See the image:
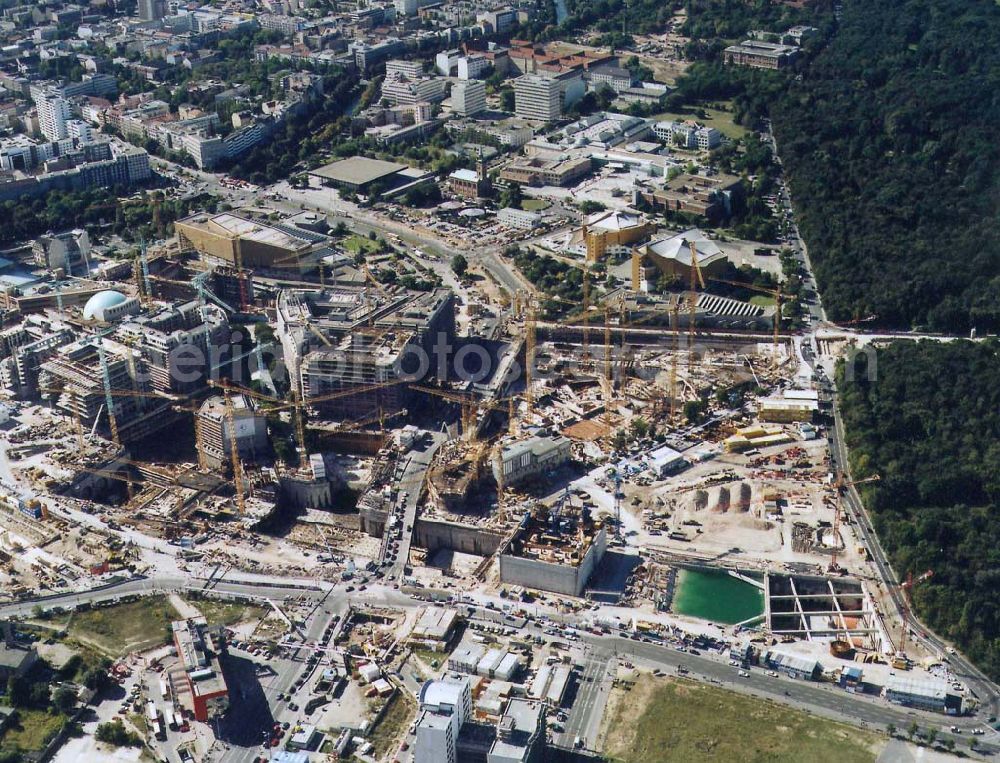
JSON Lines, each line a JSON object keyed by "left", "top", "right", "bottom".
{"left": 647, "top": 228, "right": 725, "bottom": 267}
{"left": 450, "top": 168, "right": 479, "bottom": 182}
{"left": 420, "top": 678, "right": 467, "bottom": 710}
{"left": 587, "top": 210, "right": 642, "bottom": 232}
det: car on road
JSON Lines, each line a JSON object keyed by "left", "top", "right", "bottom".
{"left": 738, "top": 670, "right": 750, "bottom": 678}
{"left": 767, "top": 671, "right": 779, "bottom": 678}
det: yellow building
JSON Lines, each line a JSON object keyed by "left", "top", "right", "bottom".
{"left": 175, "top": 212, "right": 327, "bottom": 270}
{"left": 570, "top": 211, "right": 654, "bottom": 263}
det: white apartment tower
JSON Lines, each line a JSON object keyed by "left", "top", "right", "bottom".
{"left": 452, "top": 80, "right": 487, "bottom": 117}
{"left": 36, "top": 94, "right": 71, "bottom": 141}
{"left": 414, "top": 679, "right": 471, "bottom": 763}
{"left": 513, "top": 75, "right": 561, "bottom": 122}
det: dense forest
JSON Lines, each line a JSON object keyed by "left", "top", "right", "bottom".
{"left": 769, "top": 0, "right": 1000, "bottom": 330}
{"left": 838, "top": 340, "right": 1000, "bottom": 680}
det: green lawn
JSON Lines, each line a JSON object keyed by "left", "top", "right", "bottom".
{"left": 185, "top": 597, "right": 268, "bottom": 628}
{"left": 653, "top": 102, "right": 747, "bottom": 141}
{"left": 521, "top": 199, "right": 550, "bottom": 212}
{"left": 602, "top": 675, "right": 880, "bottom": 763}
{"left": 749, "top": 294, "right": 776, "bottom": 307}
{"left": 341, "top": 234, "right": 383, "bottom": 255}
{"left": 0, "top": 708, "right": 66, "bottom": 753}
{"left": 67, "top": 596, "right": 179, "bottom": 657}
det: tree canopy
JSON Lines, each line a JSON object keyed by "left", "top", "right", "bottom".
{"left": 838, "top": 340, "right": 1000, "bottom": 679}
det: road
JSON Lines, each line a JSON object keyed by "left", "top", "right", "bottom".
{"left": 390, "top": 431, "right": 447, "bottom": 580}
{"left": 561, "top": 649, "right": 616, "bottom": 751}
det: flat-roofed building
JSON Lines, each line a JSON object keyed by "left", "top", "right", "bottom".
{"left": 513, "top": 75, "right": 561, "bottom": 122}
{"left": 492, "top": 435, "right": 572, "bottom": 487}
{"left": 171, "top": 618, "right": 229, "bottom": 722}
{"left": 499, "top": 156, "right": 592, "bottom": 187}
{"left": 724, "top": 40, "right": 800, "bottom": 69}
{"left": 176, "top": 212, "right": 330, "bottom": 270}
{"left": 452, "top": 80, "right": 487, "bottom": 117}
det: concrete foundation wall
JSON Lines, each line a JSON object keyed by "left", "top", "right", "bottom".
{"left": 499, "top": 554, "right": 584, "bottom": 596}
{"left": 359, "top": 505, "right": 502, "bottom": 556}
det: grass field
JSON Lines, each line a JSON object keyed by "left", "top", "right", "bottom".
{"left": 341, "top": 234, "right": 382, "bottom": 255}
{"left": 601, "top": 675, "right": 881, "bottom": 763}
{"left": 521, "top": 199, "right": 551, "bottom": 212}
{"left": 749, "top": 294, "right": 776, "bottom": 307}
{"left": 653, "top": 102, "right": 747, "bottom": 141}
{"left": 187, "top": 598, "right": 268, "bottom": 628}
{"left": 0, "top": 708, "right": 66, "bottom": 753}
{"left": 67, "top": 596, "right": 179, "bottom": 657}
{"left": 367, "top": 691, "right": 417, "bottom": 759}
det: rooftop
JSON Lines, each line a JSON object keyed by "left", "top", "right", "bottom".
{"left": 309, "top": 156, "right": 408, "bottom": 185}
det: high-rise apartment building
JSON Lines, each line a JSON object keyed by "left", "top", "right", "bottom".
{"left": 513, "top": 75, "right": 561, "bottom": 122}
{"left": 452, "top": 80, "right": 487, "bottom": 117}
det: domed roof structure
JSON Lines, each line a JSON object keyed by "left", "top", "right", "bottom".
{"left": 82, "top": 290, "right": 129, "bottom": 321}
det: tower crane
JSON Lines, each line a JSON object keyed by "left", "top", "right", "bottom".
{"left": 828, "top": 472, "right": 880, "bottom": 572}
{"left": 687, "top": 241, "right": 705, "bottom": 367}
{"left": 707, "top": 276, "right": 784, "bottom": 362}
{"left": 222, "top": 387, "right": 246, "bottom": 515}
{"left": 897, "top": 569, "right": 934, "bottom": 658}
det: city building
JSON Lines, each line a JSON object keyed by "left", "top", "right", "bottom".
{"left": 195, "top": 394, "right": 269, "bottom": 469}
{"left": 35, "top": 92, "right": 71, "bottom": 141}
{"left": 569, "top": 210, "right": 654, "bottom": 263}
{"left": 646, "top": 445, "right": 686, "bottom": 478}
{"left": 492, "top": 435, "right": 571, "bottom": 487}
{"left": 448, "top": 166, "right": 489, "bottom": 199}
{"left": 488, "top": 699, "right": 545, "bottom": 763}
{"left": 171, "top": 618, "right": 229, "bottom": 722}
{"left": 499, "top": 156, "right": 593, "bottom": 187}
{"left": 0, "top": 624, "right": 38, "bottom": 683}
{"left": 308, "top": 156, "right": 435, "bottom": 198}
{"left": 513, "top": 75, "right": 561, "bottom": 122}
{"left": 763, "top": 649, "right": 821, "bottom": 680}
{"left": 632, "top": 228, "right": 730, "bottom": 290}
{"left": 415, "top": 678, "right": 472, "bottom": 763}
{"left": 883, "top": 675, "right": 963, "bottom": 714}
{"left": 652, "top": 120, "right": 722, "bottom": 150}
{"left": 458, "top": 54, "right": 491, "bottom": 80}
{"left": 138, "top": 0, "right": 167, "bottom": 21}
{"left": 452, "top": 81, "right": 487, "bottom": 117}
{"left": 498, "top": 207, "right": 541, "bottom": 230}
{"left": 409, "top": 607, "right": 460, "bottom": 649}
{"left": 176, "top": 212, "right": 331, "bottom": 270}
{"left": 587, "top": 64, "right": 635, "bottom": 93}
{"left": 724, "top": 40, "right": 801, "bottom": 69}
{"left": 32, "top": 229, "right": 92, "bottom": 274}
{"left": 381, "top": 72, "right": 449, "bottom": 106}
{"left": 385, "top": 60, "right": 425, "bottom": 80}
{"left": 758, "top": 389, "right": 819, "bottom": 423}
{"left": 634, "top": 172, "right": 744, "bottom": 223}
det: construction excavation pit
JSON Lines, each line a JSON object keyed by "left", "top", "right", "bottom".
{"left": 765, "top": 573, "right": 887, "bottom": 652}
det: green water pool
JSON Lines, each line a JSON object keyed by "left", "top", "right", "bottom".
{"left": 673, "top": 567, "right": 764, "bottom": 625}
